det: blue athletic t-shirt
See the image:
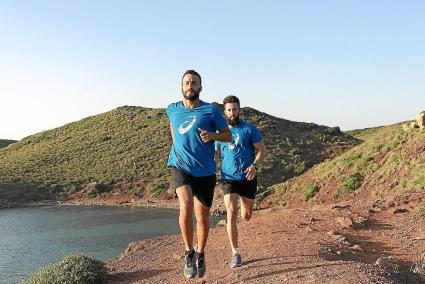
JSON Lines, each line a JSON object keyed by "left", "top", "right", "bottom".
{"left": 166, "top": 101, "right": 228, "bottom": 177}
{"left": 215, "top": 119, "right": 262, "bottom": 180}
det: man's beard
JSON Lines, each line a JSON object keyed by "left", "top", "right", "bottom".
{"left": 182, "top": 89, "right": 200, "bottom": 101}
{"left": 226, "top": 115, "right": 240, "bottom": 127}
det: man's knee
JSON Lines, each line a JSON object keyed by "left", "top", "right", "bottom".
{"left": 194, "top": 207, "right": 210, "bottom": 225}
{"left": 226, "top": 205, "right": 238, "bottom": 220}
{"left": 241, "top": 210, "right": 252, "bottom": 221}
{"left": 179, "top": 202, "right": 194, "bottom": 218}
{"left": 196, "top": 214, "right": 209, "bottom": 225}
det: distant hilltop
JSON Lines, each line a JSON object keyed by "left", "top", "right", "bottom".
{"left": 0, "top": 139, "right": 17, "bottom": 149}
{"left": 0, "top": 105, "right": 358, "bottom": 205}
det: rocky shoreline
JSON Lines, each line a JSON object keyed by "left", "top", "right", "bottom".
{"left": 0, "top": 199, "right": 60, "bottom": 210}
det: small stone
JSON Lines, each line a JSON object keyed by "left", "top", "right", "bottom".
{"left": 216, "top": 220, "right": 226, "bottom": 227}
{"left": 335, "top": 216, "right": 353, "bottom": 228}
{"left": 330, "top": 203, "right": 351, "bottom": 210}
{"left": 351, "top": 244, "right": 364, "bottom": 251}
{"left": 392, "top": 208, "right": 409, "bottom": 214}
{"left": 352, "top": 215, "right": 368, "bottom": 225}
{"left": 389, "top": 181, "right": 398, "bottom": 189}
{"left": 333, "top": 234, "right": 346, "bottom": 243}
{"left": 375, "top": 256, "right": 400, "bottom": 271}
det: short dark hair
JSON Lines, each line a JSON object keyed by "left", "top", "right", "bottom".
{"left": 223, "top": 95, "right": 240, "bottom": 107}
{"left": 181, "top": 70, "right": 202, "bottom": 85}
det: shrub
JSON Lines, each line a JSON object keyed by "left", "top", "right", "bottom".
{"left": 293, "top": 162, "right": 306, "bottom": 176}
{"left": 21, "top": 253, "right": 107, "bottom": 284}
{"left": 149, "top": 181, "right": 168, "bottom": 198}
{"left": 411, "top": 248, "right": 425, "bottom": 277}
{"left": 127, "top": 186, "right": 140, "bottom": 196}
{"left": 85, "top": 183, "right": 112, "bottom": 198}
{"left": 332, "top": 189, "right": 341, "bottom": 201}
{"left": 341, "top": 172, "right": 364, "bottom": 192}
{"left": 300, "top": 182, "right": 319, "bottom": 201}
{"left": 273, "top": 183, "right": 288, "bottom": 194}
{"left": 411, "top": 175, "right": 425, "bottom": 189}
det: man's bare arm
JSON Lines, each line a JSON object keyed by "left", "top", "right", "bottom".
{"left": 252, "top": 141, "right": 267, "bottom": 165}
{"left": 198, "top": 127, "right": 232, "bottom": 143}
{"left": 244, "top": 141, "right": 267, "bottom": 180}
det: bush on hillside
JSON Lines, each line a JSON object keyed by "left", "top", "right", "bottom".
{"left": 411, "top": 248, "right": 425, "bottom": 277}
{"left": 21, "top": 253, "right": 107, "bottom": 284}
{"left": 149, "top": 181, "right": 168, "bottom": 198}
{"left": 332, "top": 189, "right": 342, "bottom": 201}
{"left": 300, "top": 182, "right": 319, "bottom": 201}
{"left": 85, "top": 182, "right": 112, "bottom": 198}
{"left": 341, "top": 172, "right": 364, "bottom": 192}
{"left": 273, "top": 183, "right": 288, "bottom": 194}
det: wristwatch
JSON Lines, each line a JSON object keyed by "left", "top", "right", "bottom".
{"left": 251, "top": 163, "right": 258, "bottom": 169}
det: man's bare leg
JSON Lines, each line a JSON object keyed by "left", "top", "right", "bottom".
{"left": 193, "top": 197, "right": 211, "bottom": 254}
{"left": 176, "top": 185, "right": 194, "bottom": 251}
{"left": 193, "top": 196, "right": 211, "bottom": 277}
{"left": 224, "top": 193, "right": 239, "bottom": 251}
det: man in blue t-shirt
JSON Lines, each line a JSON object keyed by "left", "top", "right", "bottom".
{"left": 166, "top": 70, "right": 231, "bottom": 279}
{"left": 215, "top": 95, "right": 267, "bottom": 268}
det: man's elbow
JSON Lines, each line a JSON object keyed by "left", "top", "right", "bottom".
{"left": 224, "top": 132, "right": 232, "bottom": 142}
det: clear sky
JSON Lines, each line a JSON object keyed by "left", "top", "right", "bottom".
{"left": 1, "top": 1, "right": 424, "bottom": 140}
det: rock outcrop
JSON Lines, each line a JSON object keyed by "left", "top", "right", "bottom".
{"left": 417, "top": 111, "right": 425, "bottom": 130}
{"left": 402, "top": 111, "right": 425, "bottom": 131}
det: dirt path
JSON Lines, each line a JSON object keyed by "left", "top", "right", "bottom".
{"left": 106, "top": 193, "right": 425, "bottom": 283}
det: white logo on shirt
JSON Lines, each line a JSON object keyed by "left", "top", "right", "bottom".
{"left": 228, "top": 134, "right": 240, "bottom": 150}
{"left": 178, "top": 116, "right": 197, "bottom": 134}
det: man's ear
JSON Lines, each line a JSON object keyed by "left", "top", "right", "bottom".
{"left": 199, "top": 85, "right": 202, "bottom": 92}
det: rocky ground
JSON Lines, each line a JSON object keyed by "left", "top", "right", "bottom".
{"left": 106, "top": 192, "right": 425, "bottom": 283}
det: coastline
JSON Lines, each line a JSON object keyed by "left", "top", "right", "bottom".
{"left": 1, "top": 189, "right": 229, "bottom": 216}
{"left": 0, "top": 200, "right": 61, "bottom": 210}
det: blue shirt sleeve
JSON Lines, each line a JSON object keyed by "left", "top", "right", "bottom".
{"left": 250, "top": 125, "right": 262, "bottom": 144}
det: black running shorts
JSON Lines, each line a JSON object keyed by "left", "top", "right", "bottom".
{"left": 221, "top": 177, "right": 257, "bottom": 200}
{"left": 170, "top": 168, "right": 216, "bottom": 208}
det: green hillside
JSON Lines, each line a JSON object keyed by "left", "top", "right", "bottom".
{"left": 0, "top": 105, "right": 359, "bottom": 202}
{"left": 267, "top": 123, "right": 425, "bottom": 207}
{"left": 345, "top": 126, "right": 385, "bottom": 140}
{"left": 0, "top": 139, "right": 17, "bottom": 149}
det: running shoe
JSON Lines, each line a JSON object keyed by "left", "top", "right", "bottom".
{"left": 229, "top": 254, "right": 242, "bottom": 268}
{"left": 184, "top": 250, "right": 197, "bottom": 278}
{"left": 196, "top": 253, "right": 206, "bottom": 277}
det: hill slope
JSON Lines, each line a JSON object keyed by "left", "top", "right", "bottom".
{"left": 265, "top": 123, "right": 425, "bottom": 207}
{"left": 0, "top": 105, "right": 358, "bottom": 202}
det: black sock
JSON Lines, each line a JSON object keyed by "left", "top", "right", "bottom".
{"left": 197, "top": 252, "right": 204, "bottom": 258}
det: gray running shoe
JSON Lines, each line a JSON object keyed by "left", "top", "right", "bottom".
{"left": 184, "top": 250, "right": 197, "bottom": 279}
{"left": 196, "top": 253, "right": 206, "bottom": 278}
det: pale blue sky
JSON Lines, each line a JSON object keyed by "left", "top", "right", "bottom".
{"left": 1, "top": 1, "right": 424, "bottom": 140}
